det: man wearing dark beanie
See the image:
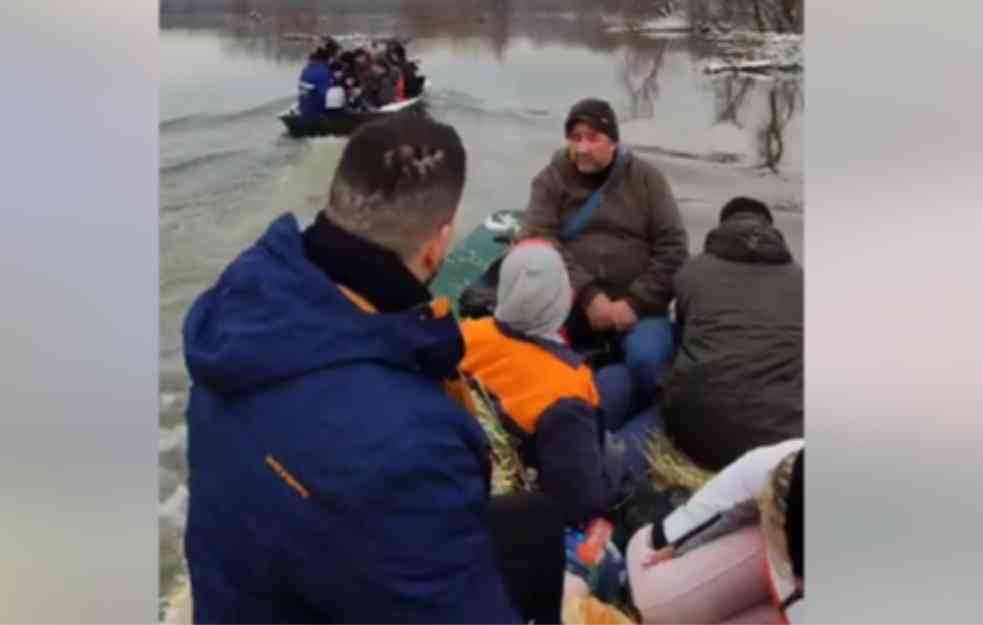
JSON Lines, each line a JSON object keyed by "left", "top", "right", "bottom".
{"left": 661, "top": 195, "right": 803, "bottom": 470}
{"left": 521, "top": 97, "right": 688, "bottom": 401}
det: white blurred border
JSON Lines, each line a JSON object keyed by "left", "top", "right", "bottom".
{"left": 806, "top": 1, "right": 983, "bottom": 621}
{"left": 0, "top": 1, "right": 158, "bottom": 622}
{"left": 1, "top": 0, "right": 983, "bottom": 622}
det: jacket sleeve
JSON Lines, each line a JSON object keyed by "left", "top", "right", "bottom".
{"left": 662, "top": 438, "right": 804, "bottom": 544}
{"left": 535, "top": 398, "right": 616, "bottom": 524}
{"left": 625, "top": 165, "right": 689, "bottom": 316}
{"left": 673, "top": 499, "right": 761, "bottom": 556}
{"left": 521, "top": 167, "right": 602, "bottom": 307}
{"left": 671, "top": 261, "right": 694, "bottom": 338}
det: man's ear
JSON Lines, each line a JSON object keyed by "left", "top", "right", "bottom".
{"left": 421, "top": 222, "right": 454, "bottom": 276}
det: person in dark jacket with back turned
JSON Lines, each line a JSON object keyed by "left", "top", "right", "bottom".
{"left": 521, "top": 98, "right": 689, "bottom": 400}
{"left": 663, "top": 196, "right": 803, "bottom": 471}
{"left": 182, "top": 115, "right": 531, "bottom": 624}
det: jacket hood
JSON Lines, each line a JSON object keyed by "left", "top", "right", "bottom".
{"left": 182, "top": 213, "right": 463, "bottom": 395}
{"left": 704, "top": 217, "right": 793, "bottom": 264}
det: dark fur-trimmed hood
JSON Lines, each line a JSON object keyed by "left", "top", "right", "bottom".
{"left": 704, "top": 218, "right": 792, "bottom": 264}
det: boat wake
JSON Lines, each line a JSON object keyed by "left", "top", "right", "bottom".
{"left": 427, "top": 88, "right": 558, "bottom": 126}
{"left": 160, "top": 149, "right": 249, "bottom": 177}
{"left": 161, "top": 96, "right": 295, "bottom": 134}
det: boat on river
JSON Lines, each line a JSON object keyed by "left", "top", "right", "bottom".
{"left": 279, "top": 80, "right": 429, "bottom": 138}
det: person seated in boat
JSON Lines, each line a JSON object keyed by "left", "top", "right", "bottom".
{"left": 625, "top": 442, "right": 804, "bottom": 623}
{"left": 333, "top": 49, "right": 364, "bottom": 111}
{"left": 520, "top": 98, "right": 689, "bottom": 402}
{"left": 320, "top": 36, "right": 345, "bottom": 81}
{"left": 336, "top": 48, "right": 356, "bottom": 77}
{"left": 401, "top": 50, "right": 425, "bottom": 98}
{"left": 341, "top": 48, "right": 381, "bottom": 111}
{"left": 403, "top": 59, "right": 423, "bottom": 97}
{"left": 318, "top": 38, "right": 348, "bottom": 112}
{"left": 355, "top": 58, "right": 400, "bottom": 109}
{"left": 383, "top": 39, "right": 409, "bottom": 101}
{"left": 319, "top": 35, "right": 341, "bottom": 61}
{"left": 352, "top": 47, "right": 374, "bottom": 81}
{"left": 661, "top": 197, "right": 803, "bottom": 471}
{"left": 459, "top": 239, "right": 669, "bottom": 525}
{"left": 369, "top": 61, "right": 393, "bottom": 107}
{"left": 381, "top": 60, "right": 403, "bottom": 105}
{"left": 296, "top": 45, "right": 337, "bottom": 118}
{"left": 383, "top": 39, "right": 423, "bottom": 98}
{"left": 459, "top": 239, "right": 621, "bottom": 525}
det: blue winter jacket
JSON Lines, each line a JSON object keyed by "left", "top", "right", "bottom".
{"left": 182, "top": 213, "right": 520, "bottom": 624}
{"left": 297, "top": 61, "right": 333, "bottom": 117}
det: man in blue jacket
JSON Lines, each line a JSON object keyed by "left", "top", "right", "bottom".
{"left": 182, "top": 115, "right": 526, "bottom": 623}
{"left": 297, "top": 45, "right": 335, "bottom": 117}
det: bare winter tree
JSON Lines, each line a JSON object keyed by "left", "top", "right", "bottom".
{"left": 680, "top": 0, "right": 803, "bottom": 34}
{"left": 619, "top": 0, "right": 677, "bottom": 30}
{"left": 618, "top": 38, "right": 673, "bottom": 120}
{"left": 714, "top": 74, "right": 756, "bottom": 127}
{"left": 757, "top": 78, "right": 802, "bottom": 171}
{"left": 486, "top": 0, "right": 512, "bottom": 61}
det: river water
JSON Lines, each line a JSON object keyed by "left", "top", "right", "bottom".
{"left": 159, "top": 5, "right": 802, "bottom": 606}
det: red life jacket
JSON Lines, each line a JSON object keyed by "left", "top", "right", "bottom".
{"left": 395, "top": 73, "right": 406, "bottom": 101}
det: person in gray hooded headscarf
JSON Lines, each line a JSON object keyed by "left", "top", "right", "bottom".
{"left": 493, "top": 238, "right": 574, "bottom": 342}
{"left": 459, "top": 240, "right": 621, "bottom": 525}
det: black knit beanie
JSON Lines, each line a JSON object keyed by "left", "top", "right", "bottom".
{"left": 719, "top": 196, "right": 774, "bottom": 225}
{"left": 564, "top": 98, "right": 619, "bottom": 143}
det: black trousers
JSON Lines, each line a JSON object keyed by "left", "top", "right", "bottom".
{"left": 487, "top": 492, "right": 566, "bottom": 624}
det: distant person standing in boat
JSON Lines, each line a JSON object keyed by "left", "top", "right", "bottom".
{"left": 521, "top": 98, "right": 689, "bottom": 400}
{"left": 320, "top": 36, "right": 346, "bottom": 84}
{"left": 181, "top": 115, "right": 523, "bottom": 623}
{"left": 296, "top": 45, "right": 336, "bottom": 118}
{"left": 385, "top": 39, "right": 424, "bottom": 98}
{"left": 660, "top": 197, "right": 803, "bottom": 470}
{"left": 383, "top": 39, "right": 411, "bottom": 101}
{"left": 336, "top": 49, "right": 364, "bottom": 110}
{"left": 344, "top": 48, "right": 377, "bottom": 111}
{"left": 367, "top": 60, "right": 400, "bottom": 108}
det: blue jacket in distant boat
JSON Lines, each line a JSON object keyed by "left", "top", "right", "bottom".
{"left": 181, "top": 213, "right": 520, "bottom": 624}
{"left": 297, "top": 61, "right": 333, "bottom": 116}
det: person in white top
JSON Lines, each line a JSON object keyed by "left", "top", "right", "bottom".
{"left": 626, "top": 439, "right": 804, "bottom": 624}
{"left": 662, "top": 438, "right": 803, "bottom": 545}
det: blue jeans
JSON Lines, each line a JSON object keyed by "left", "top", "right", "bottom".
{"left": 595, "top": 363, "right": 667, "bottom": 495}
{"left": 621, "top": 316, "right": 675, "bottom": 399}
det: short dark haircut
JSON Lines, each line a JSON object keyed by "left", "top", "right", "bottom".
{"left": 387, "top": 40, "right": 406, "bottom": 63}
{"left": 325, "top": 114, "right": 467, "bottom": 259}
{"left": 310, "top": 45, "right": 333, "bottom": 62}
{"left": 719, "top": 196, "right": 773, "bottom": 224}
{"left": 320, "top": 35, "right": 340, "bottom": 56}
